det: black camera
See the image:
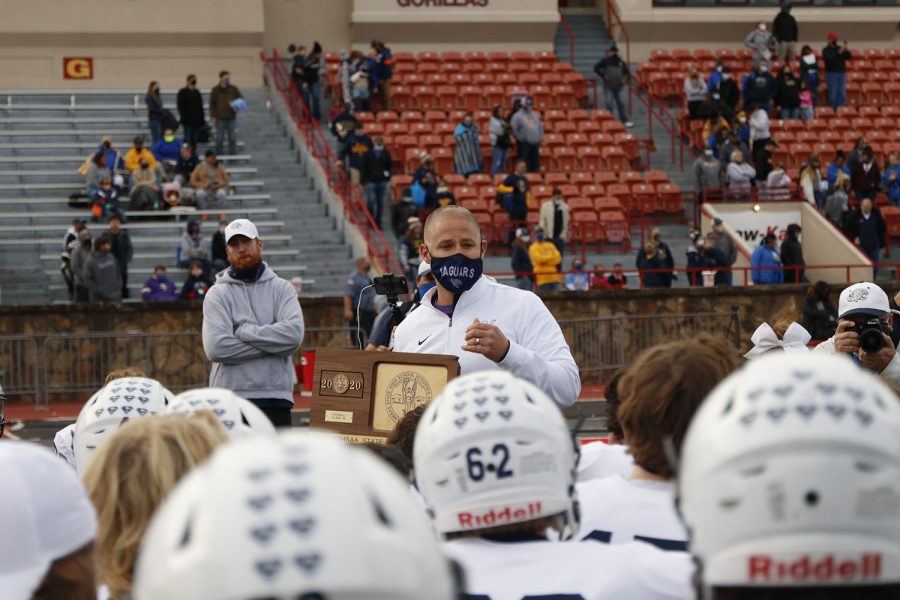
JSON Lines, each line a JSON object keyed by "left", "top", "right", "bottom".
{"left": 373, "top": 273, "right": 409, "bottom": 299}
{"left": 853, "top": 319, "right": 891, "bottom": 354}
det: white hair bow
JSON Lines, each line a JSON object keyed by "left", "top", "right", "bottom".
{"left": 744, "top": 322, "right": 811, "bottom": 359}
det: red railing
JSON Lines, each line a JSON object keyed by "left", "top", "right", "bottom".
{"left": 260, "top": 50, "right": 403, "bottom": 276}
{"left": 559, "top": 10, "right": 575, "bottom": 66}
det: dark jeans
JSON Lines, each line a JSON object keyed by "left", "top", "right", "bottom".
{"left": 367, "top": 180, "right": 389, "bottom": 227}
{"left": 259, "top": 406, "right": 293, "bottom": 428}
{"left": 215, "top": 118, "right": 237, "bottom": 156}
{"left": 121, "top": 269, "right": 129, "bottom": 299}
{"left": 149, "top": 118, "right": 162, "bottom": 143}
{"left": 825, "top": 71, "right": 846, "bottom": 110}
{"left": 183, "top": 124, "right": 200, "bottom": 149}
{"left": 74, "top": 284, "right": 90, "bottom": 302}
{"left": 551, "top": 238, "right": 565, "bottom": 268}
{"left": 517, "top": 142, "right": 541, "bottom": 172}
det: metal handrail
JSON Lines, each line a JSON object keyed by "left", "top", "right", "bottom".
{"left": 558, "top": 10, "right": 576, "bottom": 66}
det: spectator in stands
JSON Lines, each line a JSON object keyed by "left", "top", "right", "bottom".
{"left": 211, "top": 219, "right": 228, "bottom": 272}
{"left": 718, "top": 130, "right": 748, "bottom": 166}
{"left": 85, "top": 151, "right": 110, "bottom": 205}
{"left": 411, "top": 153, "right": 438, "bottom": 213}
{"left": 706, "top": 60, "right": 725, "bottom": 92}
{"left": 798, "top": 77, "right": 814, "bottom": 123}
{"left": 93, "top": 177, "right": 123, "bottom": 222}
{"left": 145, "top": 80, "right": 165, "bottom": 143}
{"left": 141, "top": 265, "right": 178, "bottom": 302}
{"left": 706, "top": 125, "right": 729, "bottom": 160}
{"left": 71, "top": 229, "right": 92, "bottom": 302}
{"left": 802, "top": 281, "right": 838, "bottom": 340}
{"left": 781, "top": 223, "right": 805, "bottom": 283}
{"left": 594, "top": 45, "right": 633, "bottom": 128}
{"left": 510, "top": 226, "right": 533, "bottom": 291}
{"left": 637, "top": 241, "right": 670, "bottom": 288}
{"left": 94, "top": 135, "right": 121, "bottom": 174}
{"left": 744, "top": 22, "right": 774, "bottom": 70}
{"left": 209, "top": 70, "right": 243, "bottom": 156}
{"left": 686, "top": 232, "right": 719, "bottom": 287}
{"left": 107, "top": 215, "right": 132, "bottom": 299}
{"left": 349, "top": 61, "right": 371, "bottom": 112}
{"left": 799, "top": 45, "right": 820, "bottom": 106}
{"left": 726, "top": 150, "right": 756, "bottom": 200}
{"left": 151, "top": 128, "right": 181, "bottom": 164}
{"left": 488, "top": 105, "right": 512, "bottom": 178}
{"left": 338, "top": 51, "right": 352, "bottom": 107}
{"left": 765, "top": 161, "right": 792, "bottom": 201}
{"left": 707, "top": 218, "right": 737, "bottom": 286}
{"left": 735, "top": 111, "right": 751, "bottom": 145}
{"left": 754, "top": 138, "right": 776, "bottom": 185}
{"left": 539, "top": 189, "right": 570, "bottom": 259}
{"left": 772, "top": 4, "right": 798, "bottom": 62}
{"left": 177, "top": 74, "right": 205, "bottom": 150}
{"left": 174, "top": 143, "right": 199, "bottom": 186}
{"left": 453, "top": 112, "right": 482, "bottom": 176}
{"left": 339, "top": 121, "right": 373, "bottom": 190}
{"left": 370, "top": 39, "right": 394, "bottom": 110}
{"left": 851, "top": 146, "right": 881, "bottom": 201}
{"left": 743, "top": 63, "right": 776, "bottom": 111}
{"left": 180, "top": 261, "right": 212, "bottom": 301}
{"left": 848, "top": 136, "right": 868, "bottom": 173}
{"left": 498, "top": 160, "right": 530, "bottom": 242}
{"left": 822, "top": 33, "right": 851, "bottom": 109}
{"left": 846, "top": 197, "right": 886, "bottom": 273}
{"left": 565, "top": 258, "right": 590, "bottom": 292}
{"left": 434, "top": 176, "right": 456, "bottom": 208}
{"left": 330, "top": 102, "right": 359, "bottom": 141}
{"left": 529, "top": 227, "right": 562, "bottom": 291}
{"left": 61, "top": 218, "right": 86, "bottom": 301}
{"left": 344, "top": 257, "right": 377, "bottom": 347}
{"left": 825, "top": 171, "right": 851, "bottom": 229}
{"left": 751, "top": 233, "right": 783, "bottom": 285}
{"left": 511, "top": 97, "right": 544, "bottom": 172}
{"left": 702, "top": 114, "right": 730, "bottom": 150}
{"left": 123, "top": 136, "right": 157, "bottom": 175}
{"left": 605, "top": 263, "right": 627, "bottom": 288}
{"left": 85, "top": 234, "right": 122, "bottom": 302}
{"left": 638, "top": 228, "right": 675, "bottom": 288}
{"left": 179, "top": 220, "right": 210, "bottom": 271}
{"left": 693, "top": 146, "right": 723, "bottom": 204}
{"left": 300, "top": 42, "right": 324, "bottom": 121}
{"left": 885, "top": 152, "right": 900, "bottom": 207}
{"left": 712, "top": 67, "right": 740, "bottom": 121}
{"left": 774, "top": 66, "right": 801, "bottom": 120}
{"left": 800, "top": 153, "right": 827, "bottom": 208}
{"left": 827, "top": 150, "right": 851, "bottom": 190}
{"left": 684, "top": 69, "right": 707, "bottom": 120}
{"left": 131, "top": 158, "right": 164, "bottom": 212}
{"left": 398, "top": 220, "right": 423, "bottom": 283}
{"left": 190, "top": 150, "right": 229, "bottom": 210}
{"left": 362, "top": 135, "right": 391, "bottom": 228}
{"left": 748, "top": 109, "right": 772, "bottom": 159}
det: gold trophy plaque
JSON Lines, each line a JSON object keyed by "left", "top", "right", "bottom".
{"left": 310, "top": 349, "right": 460, "bottom": 443}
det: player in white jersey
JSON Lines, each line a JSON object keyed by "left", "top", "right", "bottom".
{"left": 680, "top": 352, "right": 900, "bottom": 600}
{"left": 577, "top": 373, "right": 634, "bottom": 482}
{"left": 414, "top": 370, "right": 694, "bottom": 600}
{"left": 577, "top": 335, "right": 738, "bottom": 550}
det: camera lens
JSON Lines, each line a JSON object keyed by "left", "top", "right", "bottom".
{"left": 859, "top": 328, "right": 885, "bottom": 354}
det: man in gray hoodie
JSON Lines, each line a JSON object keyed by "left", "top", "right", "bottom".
{"left": 84, "top": 234, "right": 122, "bottom": 302}
{"left": 201, "top": 219, "right": 305, "bottom": 427}
{"left": 71, "top": 229, "right": 93, "bottom": 303}
{"left": 510, "top": 97, "right": 544, "bottom": 172}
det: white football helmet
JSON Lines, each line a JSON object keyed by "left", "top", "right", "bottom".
{"left": 166, "top": 388, "right": 275, "bottom": 439}
{"left": 413, "top": 371, "right": 579, "bottom": 537}
{"left": 73, "top": 377, "right": 173, "bottom": 473}
{"left": 679, "top": 353, "right": 900, "bottom": 589}
{"left": 132, "top": 431, "right": 458, "bottom": 600}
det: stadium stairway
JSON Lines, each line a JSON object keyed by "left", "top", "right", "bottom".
{"left": 0, "top": 88, "right": 358, "bottom": 304}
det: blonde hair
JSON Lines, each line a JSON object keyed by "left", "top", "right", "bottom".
{"left": 104, "top": 367, "right": 147, "bottom": 384}
{"left": 82, "top": 412, "right": 227, "bottom": 599}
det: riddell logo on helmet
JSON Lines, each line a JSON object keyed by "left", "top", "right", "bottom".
{"left": 748, "top": 554, "right": 882, "bottom": 583}
{"left": 457, "top": 502, "right": 542, "bottom": 529}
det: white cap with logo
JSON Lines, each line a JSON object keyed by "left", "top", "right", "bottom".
{"left": 838, "top": 282, "right": 889, "bottom": 319}
{"left": 0, "top": 442, "right": 97, "bottom": 599}
{"left": 224, "top": 219, "right": 260, "bottom": 244}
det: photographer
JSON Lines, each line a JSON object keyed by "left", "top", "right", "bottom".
{"left": 813, "top": 282, "right": 900, "bottom": 385}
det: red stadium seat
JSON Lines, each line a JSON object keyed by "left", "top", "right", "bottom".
{"left": 554, "top": 147, "right": 577, "bottom": 171}
{"left": 577, "top": 147, "right": 602, "bottom": 171}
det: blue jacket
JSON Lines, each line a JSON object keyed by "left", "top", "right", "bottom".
{"left": 883, "top": 164, "right": 900, "bottom": 205}
{"left": 707, "top": 69, "right": 723, "bottom": 93}
{"left": 743, "top": 72, "right": 776, "bottom": 109}
{"left": 373, "top": 47, "right": 393, "bottom": 82}
{"left": 827, "top": 163, "right": 851, "bottom": 189}
{"left": 751, "top": 243, "right": 783, "bottom": 285}
{"left": 152, "top": 138, "right": 182, "bottom": 162}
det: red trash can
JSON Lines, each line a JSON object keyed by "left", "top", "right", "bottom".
{"left": 295, "top": 350, "right": 317, "bottom": 391}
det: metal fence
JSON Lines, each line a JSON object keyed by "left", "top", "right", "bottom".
{"left": 0, "top": 327, "right": 350, "bottom": 409}
{"left": 559, "top": 311, "right": 742, "bottom": 381}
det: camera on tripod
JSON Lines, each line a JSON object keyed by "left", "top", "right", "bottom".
{"left": 373, "top": 273, "right": 410, "bottom": 326}
{"left": 852, "top": 318, "right": 892, "bottom": 354}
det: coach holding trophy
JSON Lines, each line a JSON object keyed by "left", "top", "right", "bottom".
{"left": 391, "top": 206, "right": 580, "bottom": 407}
{"left": 202, "top": 219, "right": 305, "bottom": 427}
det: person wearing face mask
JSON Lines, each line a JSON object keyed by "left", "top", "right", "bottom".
{"left": 529, "top": 227, "right": 563, "bottom": 291}
{"left": 774, "top": 66, "right": 800, "bottom": 120}
{"left": 151, "top": 128, "right": 182, "bottom": 164}
{"left": 780, "top": 223, "right": 806, "bottom": 283}
{"left": 743, "top": 63, "right": 776, "bottom": 112}
{"left": 344, "top": 257, "right": 377, "bottom": 347}
{"left": 364, "top": 135, "right": 392, "bottom": 228}
{"left": 190, "top": 150, "right": 230, "bottom": 210}
{"left": 692, "top": 146, "right": 724, "bottom": 206}
{"left": 453, "top": 112, "right": 482, "bottom": 176}
{"left": 123, "top": 136, "right": 157, "bottom": 175}
{"left": 510, "top": 226, "right": 534, "bottom": 291}
{"left": 538, "top": 189, "right": 570, "bottom": 260}
{"left": 202, "top": 219, "right": 305, "bottom": 426}
{"left": 744, "top": 22, "right": 774, "bottom": 71}
{"left": 564, "top": 258, "right": 591, "bottom": 292}
{"left": 593, "top": 45, "right": 634, "bottom": 128}
{"left": 750, "top": 232, "right": 783, "bottom": 285}
{"left": 798, "top": 45, "right": 820, "bottom": 106}
{"left": 710, "top": 67, "right": 739, "bottom": 120}
{"left": 846, "top": 198, "right": 886, "bottom": 277}
{"left": 726, "top": 150, "right": 756, "bottom": 201}
{"left": 686, "top": 232, "right": 718, "bottom": 287}
{"left": 209, "top": 70, "right": 243, "bottom": 156}
{"left": 178, "top": 219, "right": 210, "bottom": 271}
{"left": 180, "top": 261, "right": 212, "bottom": 301}
{"left": 145, "top": 80, "right": 165, "bottom": 143}
{"left": 177, "top": 74, "right": 205, "bottom": 150}
{"left": 822, "top": 33, "right": 852, "bottom": 109}
{"left": 706, "top": 218, "right": 737, "bottom": 286}
{"left": 131, "top": 157, "right": 164, "bottom": 212}
{"left": 510, "top": 98, "right": 544, "bottom": 172}
{"left": 398, "top": 220, "right": 423, "bottom": 284}
{"left": 85, "top": 234, "right": 123, "bottom": 302}
{"left": 390, "top": 205, "right": 580, "bottom": 407}
{"left": 683, "top": 69, "right": 707, "bottom": 120}
{"left": 705, "top": 60, "right": 725, "bottom": 93}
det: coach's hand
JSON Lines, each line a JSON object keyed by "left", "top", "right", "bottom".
{"left": 462, "top": 318, "right": 511, "bottom": 363}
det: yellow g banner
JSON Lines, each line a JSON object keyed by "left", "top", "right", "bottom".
{"left": 63, "top": 58, "right": 93, "bottom": 80}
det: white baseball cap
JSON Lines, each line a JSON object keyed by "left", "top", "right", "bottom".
{"left": 0, "top": 442, "right": 97, "bottom": 600}
{"left": 224, "top": 219, "right": 259, "bottom": 244}
{"left": 838, "top": 282, "right": 889, "bottom": 319}
{"left": 417, "top": 261, "right": 431, "bottom": 279}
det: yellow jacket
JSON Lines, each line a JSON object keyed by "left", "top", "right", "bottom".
{"left": 529, "top": 241, "right": 562, "bottom": 287}
{"left": 123, "top": 148, "right": 158, "bottom": 173}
